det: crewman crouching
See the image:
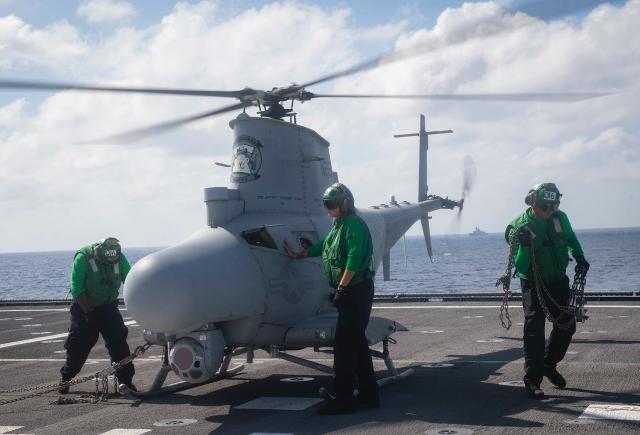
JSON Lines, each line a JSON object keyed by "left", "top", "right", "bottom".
{"left": 59, "top": 237, "right": 136, "bottom": 393}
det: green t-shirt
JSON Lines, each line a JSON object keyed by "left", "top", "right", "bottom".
{"left": 70, "top": 247, "right": 131, "bottom": 307}
{"left": 308, "top": 214, "right": 373, "bottom": 288}
{"left": 505, "top": 208, "right": 583, "bottom": 281}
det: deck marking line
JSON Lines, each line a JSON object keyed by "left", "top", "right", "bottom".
{"left": 580, "top": 404, "right": 640, "bottom": 421}
{"left": 374, "top": 305, "right": 640, "bottom": 309}
{"left": 0, "top": 308, "right": 128, "bottom": 313}
{"left": 97, "top": 430, "right": 152, "bottom": 435}
{"left": 0, "top": 320, "right": 137, "bottom": 349}
{"left": 0, "top": 427, "right": 33, "bottom": 435}
{"left": 235, "top": 397, "right": 323, "bottom": 411}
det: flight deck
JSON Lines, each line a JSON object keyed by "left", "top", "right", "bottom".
{"left": 1, "top": 297, "right": 639, "bottom": 434}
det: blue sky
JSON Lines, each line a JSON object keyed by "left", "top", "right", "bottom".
{"left": 0, "top": 1, "right": 638, "bottom": 252}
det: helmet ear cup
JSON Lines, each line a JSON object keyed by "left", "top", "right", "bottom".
{"left": 524, "top": 191, "right": 535, "bottom": 206}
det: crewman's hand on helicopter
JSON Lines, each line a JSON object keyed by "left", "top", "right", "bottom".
{"left": 517, "top": 227, "right": 532, "bottom": 247}
{"left": 575, "top": 255, "right": 590, "bottom": 274}
{"left": 284, "top": 239, "right": 308, "bottom": 259}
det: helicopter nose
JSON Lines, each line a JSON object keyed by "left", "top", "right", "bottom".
{"left": 124, "top": 228, "right": 265, "bottom": 334}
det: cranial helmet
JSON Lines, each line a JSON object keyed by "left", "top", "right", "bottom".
{"left": 323, "top": 182, "right": 355, "bottom": 212}
{"left": 524, "top": 183, "right": 562, "bottom": 206}
{"left": 95, "top": 237, "right": 121, "bottom": 264}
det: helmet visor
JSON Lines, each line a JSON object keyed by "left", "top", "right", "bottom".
{"left": 537, "top": 203, "right": 559, "bottom": 213}
{"left": 323, "top": 199, "right": 341, "bottom": 210}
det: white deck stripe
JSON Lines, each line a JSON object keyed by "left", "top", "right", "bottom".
{"left": 97, "top": 430, "right": 152, "bottom": 435}
{"left": 0, "top": 320, "right": 137, "bottom": 349}
{"left": 580, "top": 404, "right": 640, "bottom": 421}
{"left": 0, "top": 308, "right": 128, "bottom": 313}
{"left": 0, "top": 427, "right": 32, "bottom": 435}
{"left": 373, "top": 305, "right": 640, "bottom": 309}
{"left": 2, "top": 357, "right": 640, "bottom": 367}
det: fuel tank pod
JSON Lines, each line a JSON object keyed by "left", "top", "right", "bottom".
{"left": 124, "top": 227, "right": 265, "bottom": 334}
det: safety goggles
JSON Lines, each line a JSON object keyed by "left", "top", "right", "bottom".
{"left": 537, "top": 203, "right": 559, "bottom": 213}
{"left": 323, "top": 199, "right": 341, "bottom": 210}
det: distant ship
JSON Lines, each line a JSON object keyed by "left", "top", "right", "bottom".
{"left": 469, "top": 226, "right": 488, "bottom": 236}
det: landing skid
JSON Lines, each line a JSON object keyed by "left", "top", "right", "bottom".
{"left": 119, "top": 346, "right": 245, "bottom": 399}
{"left": 263, "top": 337, "right": 414, "bottom": 397}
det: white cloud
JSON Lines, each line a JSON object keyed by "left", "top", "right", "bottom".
{"left": 0, "top": 0, "right": 639, "bottom": 252}
{"left": 0, "top": 15, "right": 87, "bottom": 71}
{"left": 77, "top": 0, "right": 136, "bottom": 24}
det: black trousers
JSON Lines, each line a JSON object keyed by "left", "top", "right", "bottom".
{"left": 334, "top": 279, "right": 379, "bottom": 403}
{"left": 60, "top": 301, "right": 134, "bottom": 384}
{"left": 521, "top": 275, "right": 576, "bottom": 385}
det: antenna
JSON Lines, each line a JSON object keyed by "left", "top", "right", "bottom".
{"left": 394, "top": 114, "right": 452, "bottom": 263}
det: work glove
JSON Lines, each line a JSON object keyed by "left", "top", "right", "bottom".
{"left": 517, "top": 227, "right": 532, "bottom": 247}
{"left": 575, "top": 255, "right": 590, "bottom": 274}
{"left": 332, "top": 285, "right": 347, "bottom": 308}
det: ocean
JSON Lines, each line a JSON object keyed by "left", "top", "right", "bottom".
{"left": 1, "top": 228, "right": 639, "bottom": 300}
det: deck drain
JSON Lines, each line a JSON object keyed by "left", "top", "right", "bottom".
{"left": 421, "top": 330, "right": 444, "bottom": 334}
{"left": 566, "top": 351, "right": 578, "bottom": 355}
{"left": 41, "top": 340, "right": 63, "bottom": 344}
{"left": 421, "top": 363, "right": 454, "bottom": 368}
{"left": 499, "top": 380, "right": 525, "bottom": 387}
{"left": 425, "top": 428, "right": 474, "bottom": 435}
{"left": 153, "top": 418, "right": 197, "bottom": 427}
{"left": 281, "top": 377, "right": 314, "bottom": 382}
{"left": 463, "top": 316, "right": 484, "bottom": 319}
{"left": 476, "top": 338, "right": 504, "bottom": 343}
{"left": 564, "top": 418, "right": 596, "bottom": 425}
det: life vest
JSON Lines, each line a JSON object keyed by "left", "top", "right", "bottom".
{"left": 75, "top": 244, "right": 122, "bottom": 305}
{"left": 507, "top": 210, "right": 571, "bottom": 281}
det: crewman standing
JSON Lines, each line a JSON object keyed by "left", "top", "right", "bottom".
{"left": 59, "top": 237, "right": 136, "bottom": 393}
{"left": 285, "top": 182, "right": 379, "bottom": 415}
{"left": 505, "top": 183, "right": 589, "bottom": 399}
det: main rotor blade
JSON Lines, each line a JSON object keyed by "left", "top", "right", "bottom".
{"left": 299, "top": 0, "right": 610, "bottom": 90}
{"left": 0, "top": 79, "right": 251, "bottom": 99}
{"left": 83, "top": 101, "right": 248, "bottom": 144}
{"left": 307, "top": 92, "right": 611, "bottom": 102}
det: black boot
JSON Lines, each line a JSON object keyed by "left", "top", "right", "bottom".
{"left": 58, "top": 377, "right": 71, "bottom": 395}
{"left": 524, "top": 380, "right": 545, "bottom": 399}
{"left": 544, "top": 365, "right": 567, "bottom": 388}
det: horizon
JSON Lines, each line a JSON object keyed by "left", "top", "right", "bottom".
{"left": 1, "top": 224, "right": 638, "bottom": 255}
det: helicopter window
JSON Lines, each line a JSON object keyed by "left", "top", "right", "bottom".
{"left": 241, "top": 227, "right": 278, "bottom": 250}
{"left": 299, "top": 237, "right": 313, "bottom": 249}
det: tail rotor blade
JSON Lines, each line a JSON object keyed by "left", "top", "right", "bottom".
{"left": 457, "top": 155, "right": 477, "bottom": 219}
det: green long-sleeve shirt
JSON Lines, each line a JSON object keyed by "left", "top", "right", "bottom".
{"left": 308, "top": 214, "right": 373, "bottom": 288}
{"left": 506, "top": 208, "right": 583, "bottom": 281}
{"left": 70, "top": 250, "right": 131, "bottom": 307}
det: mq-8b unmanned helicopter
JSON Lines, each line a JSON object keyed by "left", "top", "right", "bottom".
{"left": 0, "top": 7, "right": 608, "bottom": 397}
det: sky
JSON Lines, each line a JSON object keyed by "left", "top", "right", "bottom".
{"left": 0, "top": 0, "right": 638, "bottom": 253}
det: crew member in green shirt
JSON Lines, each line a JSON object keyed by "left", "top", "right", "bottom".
{"left": 59, "top": 237, "right": 137, "bottom": 393}
{"left": 285, "top": 182, "right": 378, "bottom": 415}
{"left": 505, "top": 183, "right": 589, "bottom": 399}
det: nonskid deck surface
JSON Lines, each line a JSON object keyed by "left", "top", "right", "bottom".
{"left": 0, "top": 301, "right": 639, "bottom": 434}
